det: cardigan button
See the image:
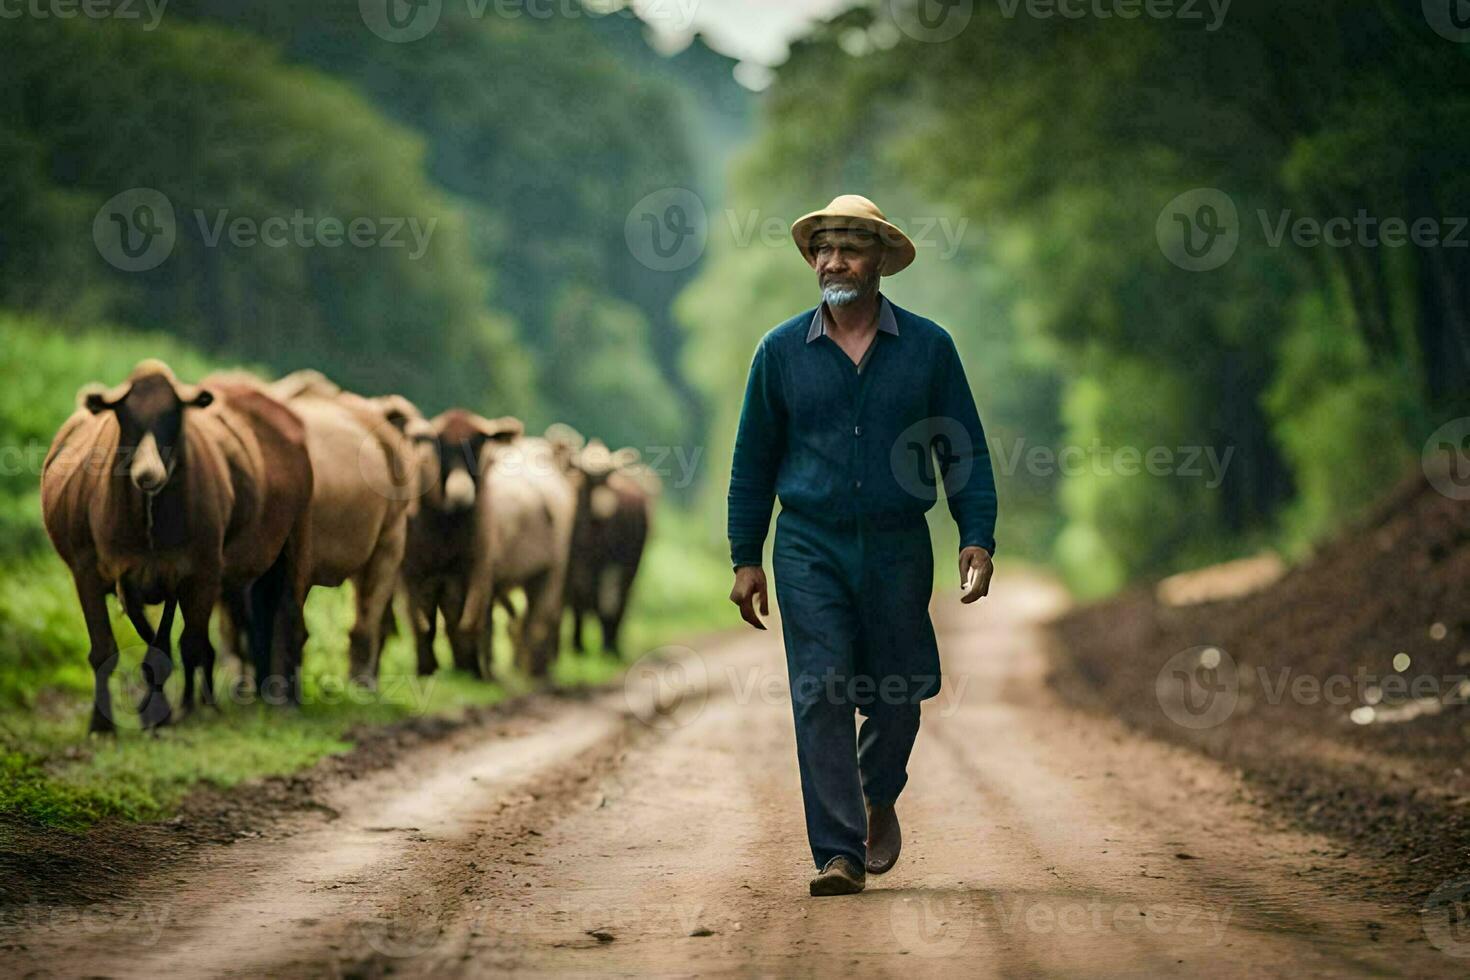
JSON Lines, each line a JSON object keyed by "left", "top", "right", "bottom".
{"left": 854, "top": 479, "right": 863, "bottom": 489}
{"left": 853, "top": 425, "right": 862, "bottom": 436}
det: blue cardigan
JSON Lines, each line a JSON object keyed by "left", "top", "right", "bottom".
{"left": 727, "top": 298, "right": 998, "bottom": 569}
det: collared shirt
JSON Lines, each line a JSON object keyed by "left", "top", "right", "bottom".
{"left": 728, "top": 296, "right": 998, "bottom": 569}
{"left": 805, "top": 294, "right": 900, "bottom": 374}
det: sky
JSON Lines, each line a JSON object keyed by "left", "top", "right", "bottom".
{"left": 637, "top": 0, "right": 856, "bottom": 65}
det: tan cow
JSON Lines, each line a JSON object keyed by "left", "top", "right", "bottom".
{"left": 463, "top": 432, "right": 579, "bottom": 677}
{"left": 265, "top": 370, "right": 416, "bottom": 686}
{"left": 42, "top": 361, "right": 313, "bottom": 731}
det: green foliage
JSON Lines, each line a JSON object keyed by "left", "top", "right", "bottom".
{"left": 687, "top": 0, "right": 1470, "bottom": 588}
{"left": 1265, "top": 293, "right": 1421, "bottom": 551}
{"left": 544, "top": 287, "right": 686, "bottom": 452}
{"left": 0, "top": 16, "right": 529, "bottom": 415}
{"left": 169, "top": 0, "right": 734, "bottom": 460}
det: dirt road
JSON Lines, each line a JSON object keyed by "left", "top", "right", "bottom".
{"left": 4, "top": 573, "right": 1465, "bottom": 977}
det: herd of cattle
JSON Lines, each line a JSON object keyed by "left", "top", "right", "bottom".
{"left": 40, "top": 360, "right": 659, "bottom": 733}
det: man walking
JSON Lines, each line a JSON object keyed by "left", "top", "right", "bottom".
{"left": 727, "top": 195, "right": 997, "bottom": 897}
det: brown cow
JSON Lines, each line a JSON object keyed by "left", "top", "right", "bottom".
{"left": 42, "top": 361, "right": 313, "bottom": 732}
{"left": 558, "top": 435, "right": 656, "bottom": 657}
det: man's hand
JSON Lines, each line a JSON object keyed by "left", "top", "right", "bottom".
{"left": 729, "top": 565, "right": 770, "bottom": 630}
{"left": 958, "top": 546, "right": 993, "bottom": 604}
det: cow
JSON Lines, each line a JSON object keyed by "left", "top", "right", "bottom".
{"left": 554, "top": 433, "right": 656, "bottom": 657}
{"left": 41, "top": 361, "right": 313, "bottom": 733}
{"left": 400, "top": 411, "right": 577, "bottom": 679}
{"left": 464, "top": 432, "right": 579, "bottom": 677}
{"left": 263, "top": 370, "right": 416, "bottom": 687}
{"left": 398, "top": 409, "right": 523, "bottom": 678}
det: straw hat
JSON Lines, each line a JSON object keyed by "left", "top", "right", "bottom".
{"left": 790, "top": 194, "right": 916, "bottom": 275}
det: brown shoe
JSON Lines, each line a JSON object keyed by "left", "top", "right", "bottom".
{"left": 865, "top": 803, "right": 902, "bottom": 875}
{"left": 809, "top": 855, "right": 866, "bottom": 897}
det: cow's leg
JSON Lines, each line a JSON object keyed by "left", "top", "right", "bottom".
{"left": 348, "top": 521, "right": 406, "bottom": 689}
{"left": 406, "top": 577, "right": 440, "bottom": 676}
{"left": 521, "top": 570, "right": 565, "bottom": 679}
{"left": 221, "top": 588, "right": 249, "bottom": 664}
{"left": 247, "top": 558, "right": 287, "bottom": 705}
{"left": 599, "top": 574, "right": 631, "bottom": 659}
{"left": 75, "top": 569, "right": 121, "bottom": 735}
{"left": 380, "top": 589, "right": 399, "bottom": 642}
{"left": 160, "top": 598, "right": 206, "bottom": 709}
{"left": 140, "top": 596, "right": 181, "bottom": 726}
{"left": 176, "top": 605, "right": 198, "bottom": 719}
{"left": 117, "top": 584, "right": 178, "bottom": 724}
{"left": 570, "top": 603, "right": 586, "bottom": 654}
{"left": 442, "top": 576, "right": 482, "bottom": 678}
{"left": 173, "top": 581, "right": 217, "bottom": 724}
{"left": 120, "top": 582, "right": 157, "bottom": 648}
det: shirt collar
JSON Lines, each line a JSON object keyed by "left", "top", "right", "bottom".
{"left": 806, "top": 293, "right": 900, "bottom": 343}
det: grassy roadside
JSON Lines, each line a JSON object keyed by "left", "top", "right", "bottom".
{"left": 0, "top": 507, "right": 733, "bottom": 832}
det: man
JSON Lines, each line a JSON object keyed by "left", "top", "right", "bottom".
{"left": 727, "top": 194, "right": 997, "bottom": 897}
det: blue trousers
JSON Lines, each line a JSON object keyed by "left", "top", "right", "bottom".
{"left": 772, "top": 507, "right": 941, "bottom": 870}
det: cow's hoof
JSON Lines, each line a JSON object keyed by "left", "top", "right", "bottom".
{"left": 88, "top": 710, "right": 117, "bottom": 736}
{"left": 141, "top": 708, "right": 174, "bottom": 732}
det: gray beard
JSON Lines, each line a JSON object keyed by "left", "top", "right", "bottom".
{"left": 823, "top": 284, "right": 866, "bottom": 307}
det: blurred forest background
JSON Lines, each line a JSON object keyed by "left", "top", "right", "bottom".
{"left": 1, "top": 0, "right": 1468, "bottom": 670}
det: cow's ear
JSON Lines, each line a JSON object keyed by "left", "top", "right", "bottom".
{"left": 82, "top": 380, "right": 129, "bottom": 414}
{"left": 403, "top": 417, "right": 437, "bottom": 445}
{"left": 189, "top": 389, "right": 214, "bottom": 409}
{"left": 484, "top": 415, "right": 524, "bottom": 443}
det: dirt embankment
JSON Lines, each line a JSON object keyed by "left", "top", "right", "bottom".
{"left": 1048, "top": 469, "right": 1470, "bottom": 905}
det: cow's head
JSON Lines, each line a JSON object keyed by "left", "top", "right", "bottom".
{"left": 84, "top": 360, "right": 214, "bottom": 495}
{"left": 569, "top": 439, "right": 640, "bottom": 523}
{"left": 428, "top": 410, "right": 523, "bottom": 513}
{"left": 368, "top": 393, "right": 438, "bottom": 513}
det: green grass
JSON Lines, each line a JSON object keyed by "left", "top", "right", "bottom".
{"left": 0, "top": 506, "right": 732, "bottom": 831}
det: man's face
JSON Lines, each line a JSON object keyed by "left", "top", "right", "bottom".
{"left": 811, "top": 229, "right": 883, "bottom": 306}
